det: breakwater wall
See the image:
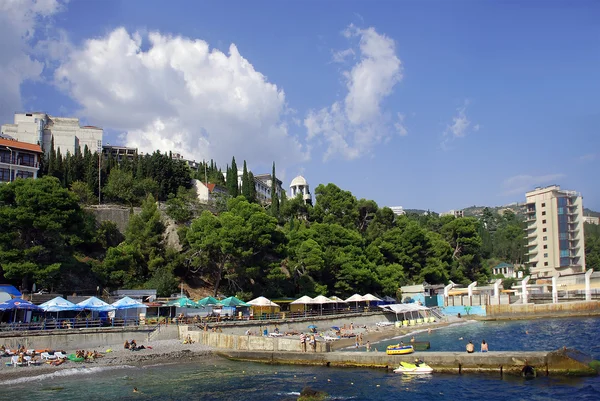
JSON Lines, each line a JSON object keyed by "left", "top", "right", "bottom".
{"left": 485, "top": 301, "right": 600, "bottom": 320}
{"left": 0, "top": 326, "right": 155, "bottom": 350}
{"left": 182, "top": 329, "right": 331, "bottom": 353}
{"left": 218, "top": 349, "right": 598, "bottom": 377}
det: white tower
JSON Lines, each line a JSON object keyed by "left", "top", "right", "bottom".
{"left": 289, "top": 175, "right": 312, "bottom": 205}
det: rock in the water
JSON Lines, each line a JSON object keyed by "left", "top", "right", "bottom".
{"left": 298, "top": 386, "right": 328, "bottom": 401}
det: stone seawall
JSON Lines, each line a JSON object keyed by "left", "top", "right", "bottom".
{"left": 485, "top": 301, "right": 600, "bottom": 320}
{"left": 86, "top": 205, "right": 141, "bottom": 233}
{"left": 0, "top": 327, "right": 155, "bottom": 350}
{"left": 218, "top": 349, "right": 598, "bottom": 377}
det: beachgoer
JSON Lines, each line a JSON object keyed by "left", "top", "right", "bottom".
{"left": 133, "top": 387, "right": 139, "bottom": 393}
{"left": 245, "top": 329, "right": 251, "bottom": 336}
{"left": 274, "top": 327, "right": 279, "bottom": 334}
{"left": 366, "top": 341, "right": 371, "bottom": 352}
{"left": 355, "top": 338, "right": 359, "bottom": 348}
{"left": 359, "top": 333, "right": 363, "bottom": 346}
{"left": 410, "top": 336, "right": 415, "bottom": 343}
{"left": 310, "top": 334, "right": 317, "bottom": 352}
{"left": 481, "top": 340, "right": 488, "bottom": 352}
{"left": 300, "top": 333, "right": 307, "bottom": 352}
{"left": 124, "top": 340, "right": 130, "bottom": 349}
{"left": 466, "top": 341, "right": 475, "bottom": 353}
{"left": 428, "top": 328, "right": 432, "bottom": 334}
{"left": 457, "top": 313, "right": 462, "bottom": 318}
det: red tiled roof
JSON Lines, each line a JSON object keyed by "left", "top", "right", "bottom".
{"left": 0, "top": 138, "right": 43, "bottom": 153}
{"left": 207, "top": 183, "right": 216, "bottom": 193}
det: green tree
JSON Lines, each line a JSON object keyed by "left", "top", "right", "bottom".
{"left": 103, "top": 168, "right": 135, "bottom": 204}
{"left": 0, "top": 177, "right": 93, "bottom": 290}
{"left": 226, "top": 157, "right": 239, "bottom": 197}
{"left": 70, "top": 180, "right": 97, "bottom": 205}
{"left": 271, "top": 162, "right": 279, "bottom": 218}
{"left": 241, "top": 160, "right": 251, "bottom": 200}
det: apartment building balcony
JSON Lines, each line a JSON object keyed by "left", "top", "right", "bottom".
{"left": 0, "top": 156, "right": 39, "bottom": 169}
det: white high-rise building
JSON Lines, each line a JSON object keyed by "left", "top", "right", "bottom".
{"left": 524, "top": 185, "right": 586, "bottom": 278}
{"left": 1, "top": 112, "right": 103, "bottom": 156}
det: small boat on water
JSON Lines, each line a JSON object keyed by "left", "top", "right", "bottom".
{"left": 393, "top": 360, "right": 433, "bottom": 375}
{"left": 386, "top": 344, "right": 415, "bottom": 355}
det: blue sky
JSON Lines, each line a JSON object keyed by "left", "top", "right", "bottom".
{"left": 2, "top": 0, "right": 599, "bottom": 211}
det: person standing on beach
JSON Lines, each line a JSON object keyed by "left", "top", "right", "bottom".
{"left": 300, "top": 333, "right": 307, "bottom": 352}
{"left": 366, "top": 341, "right": 371, "bottom": 352}
{"left": 481, "top": 340, "right": 488, "bottom": 352}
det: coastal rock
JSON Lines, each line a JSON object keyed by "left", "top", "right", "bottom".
{"left": 298, "top": 386, "right": 328, "bottom": 401}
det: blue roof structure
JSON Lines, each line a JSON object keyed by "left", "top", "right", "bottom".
{"left": 0, "top": 285, "right": 22, "bottom": 297}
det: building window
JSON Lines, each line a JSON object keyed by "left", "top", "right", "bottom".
{"left": 543, "top": 236, "right": 547, "bottom": 241}
{"left": 542, "top": 220, "right": 546, "bottom": 224}
{"left": 544, "top": 253, "right": 548, "bottom": 258}
{"left": 544, "top": 262, "right": 548, "bottom": 266}
{"left": 542, "top": 211, "right": 546, "bottom": 216}
{"left": 542, "top": 203, "right": 546, "bottom": 207}
{"left": 16, "top": 170, "right": 33, "bottom": 179}
{"left": 543, "top": 245, "right": 548, "bottom": 249}
{"left": 18, "top": 153, "right": 36, "bottom": 167}
{"left": 543, "top": 228, "right": 547, "bottom": 232}
{"left": 0, "top": 168, "right": 10, "bottom": 182}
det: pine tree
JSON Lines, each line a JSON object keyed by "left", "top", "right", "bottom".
{"left": 271, "top": 162, "right": 279, "bottom": 217}
{"left": 47, "top": 137, "right": 56, "bottom": 177}
{"left": 241, "top": 160, "right": 251, "bottom": 199}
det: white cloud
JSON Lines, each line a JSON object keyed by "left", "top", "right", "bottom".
{"left": 394, "top": 113, "right": 408, "bottom": 136}
{"left": 332, "top": 48, "right": 355, "bottom": 63}
{"left": 579, "top": 153, "right": 596, "bottom": 162}
{"left": 305, "top": 24, "right": 403, "bottom": 160}
{"left": 54, "top": 28, "right": 309, "bottom": 169}
{"left": 441, "top": 100, "right": 478, "bottom": 149}
{"left": 0, "top": 0, "right": 65, "bottom": 124}
{"left": 502, "top": 173, "right": 566, "bottom": 196}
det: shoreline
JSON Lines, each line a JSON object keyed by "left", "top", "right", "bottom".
{"left": 0, "top": 339, "right": 215, "bottom": 384}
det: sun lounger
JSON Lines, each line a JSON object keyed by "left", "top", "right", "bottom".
{"left": 24, "top": 356, "right": 41, "bottom": 366}
{"left": 54, "top": 351, "right": 68, "bottom": 359}
{"left": 41, "top": 352, "right": 57, "bottom": 360}
{"left": 10, "top": 356, "right": 24, "bottom": 367}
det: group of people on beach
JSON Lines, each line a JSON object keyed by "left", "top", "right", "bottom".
{"left": 466, "top": 339, "right": 488, "bottom": 353}
{"left": 123, "top": 339, "right": 147, "bottom": 351}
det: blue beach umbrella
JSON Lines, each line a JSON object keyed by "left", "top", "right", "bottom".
{"left": 308, "top": 324, "right": 317, "bottom": 329}
{"left": 0, "top": 297, "right": 42, "bottom": 311}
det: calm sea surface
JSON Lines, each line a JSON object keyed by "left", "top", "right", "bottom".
{"left": 4, "top": 317, "right": 600, "bottom": 400}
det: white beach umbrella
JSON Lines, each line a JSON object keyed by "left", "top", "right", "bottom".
{"left": 345, "top": 294, "right": 364, "bottom": 310}
{"left": 247, "top": 296, "right": 280, "bottom": 317}
{"left": 290, "top": 295, "right": 314, "bottom": 316}
{"left": 362, "top": 293, "right": 383, "bottom": 302}
{"left": 312, "top": 295, "right": 335, "bottom": 315}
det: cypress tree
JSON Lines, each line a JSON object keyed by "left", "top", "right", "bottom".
{"left": 241, "top": 160, "right": 250, "bottom": 199}
{"left": 248, "top": 171, "right": 257, "bottom": 203}
{"left": 271, "top": 162, "right": 279, "bottom": 217}
{"left": 226, "top": 157, "right": 239, "bottom": 197}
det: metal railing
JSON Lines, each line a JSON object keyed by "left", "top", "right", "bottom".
{"left": 0, "top": 317, "right": 143, "bottom": 333}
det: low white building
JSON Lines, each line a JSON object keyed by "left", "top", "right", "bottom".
{"left": 389, "top": 206, "right": 406, "bottom": 216}
{"left": 1, "top": 112, "right": 103, "bottom": 156}
{"left": 192, "top": 179, "right": 227, "bottom": 204}
{"left": 289, "top": 175, "right": 312, "bottom": 205}
{"left": 440, "top": 209, "right": 464, "bottom": 218}
{"left": 584, "top": 216, "right": 599, "bottom": 225}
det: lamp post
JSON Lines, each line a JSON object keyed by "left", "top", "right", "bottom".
{"left": 5, "top": 146, "right": 13, "bottom": 182}
{"left": 97, "top": 140, "right": 102, "bottom": 205}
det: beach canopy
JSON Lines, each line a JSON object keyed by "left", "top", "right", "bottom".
{"left": 247, "top": 296, "right": 280, "bottom": 307}
{"left": 290, "top": 295, "right": 314, "bottom": 305}
{"left": 39, "top": 297, "right": 83, "bottom": 312}
{"left": 379, "top": 303, "right": 429, "bottom": 313}
{"left": 362, "top": 293, "right": 382, "bottom": 302}
{"left": 166, "top": 297, "right": 198, "bottom": 308}
{"left": 0, "top": 297, "right": 42, "bottom": 311}
{"left": 111, "top": 296, "right": 148, "bottom": 310}
{"left": 329, "top": 296, "right": 347, "bottom": 303}
{"left": 345, "top": 294, "right": 364, "bottom": 303}
{"left": 196, "top": 296, "right": 219, "bottom": 307}
{"left": 312, "top": 295, "right": 335, "bottom": 304}
{"left": 77, "top": 296, "right": 115, "bottom": 312}
{"left": 0, "top": 284, "right": 22, "bottom": 297}
{"left": 217, "top": 296, "right": 249, "bottom": 307}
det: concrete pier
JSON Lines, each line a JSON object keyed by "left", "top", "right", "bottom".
{"left": 217, "top": 349, "right": 599, "bottom": 377}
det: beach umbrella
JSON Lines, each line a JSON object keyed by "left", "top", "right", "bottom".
{"left": 217, "top": 296, "right": 249, "bottom": 307}
{"left": 362, "top": 293, "right": 382, "bottom": 302}
{"left": 331, "top": 326, "right": 340, "bottom": 331}
{"left": 312, "top": 295, "right": 335, "bottom": 315}
{"left": 0, "top": 297, "right": 42, "bottom": 311}
{"left": 166, "top": 297, "right": 198, "bottom": 308}
{"left": 39, "top": 297, "right": 83, "bottom": 312}
{"left": 111, "top": 296, "right": 148, "bottom": 322}
{"left": 196, "top": 296, "right": 219, "bottom": 307}
{"left": 77, "top": 296, "right": 115, "bottom": 312}
{"left": 291, "top": 295, "right": 314, "bottom": 316}
{"left": 247, "top": 296, "right": 280, "bottom": 317}
{"left": 0, "top": 297, "right": 42, "bottom": 324}
{"left": 345, "top": 294, "right": 364, "bottom": 310}
{"left": 308, "top": 324, "right": 317, "bottom": 329}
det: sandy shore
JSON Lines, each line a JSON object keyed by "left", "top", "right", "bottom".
{"left": 0, "top": 339, "right": 215, "bottom": 383}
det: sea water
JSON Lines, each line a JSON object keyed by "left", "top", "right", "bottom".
{"left": 3, "top": 317, "right": 600, "bottom": 400}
